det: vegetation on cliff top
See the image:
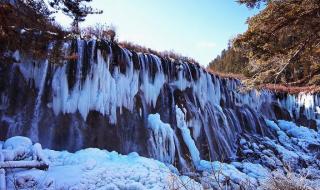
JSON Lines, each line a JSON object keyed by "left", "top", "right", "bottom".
{"left": 0, "top": 0, "right": 64, "bottom": 62}
{"left": 0, "top": 0, "right": 199, "bottom": 68}
{"left": 209, "top": 0, "right": 320, "bottom": 91}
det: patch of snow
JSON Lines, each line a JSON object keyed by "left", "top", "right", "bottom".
{"left": 199, "top": 160, "right": 257, "bottom": 187}
{"left": 12, "top": 50, "right": 20, "bottom": 62}
{"left": 3, "top": 136, "right": 32, "bottom": 150}
{"left": 233, "top": 162, "right": 269, "bottom": 179}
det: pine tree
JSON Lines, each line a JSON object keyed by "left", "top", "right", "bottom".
{"left": 237, "top": 0, "right": 270, "bottom": 8}
{"left": 49, "top": 0, "right": 102, "bottom": 33}
{"left": 23, "top": 0, "right": 54, "bottom": 20}
{"left": 233, "top": 0, "right": 320, "bottom": 86}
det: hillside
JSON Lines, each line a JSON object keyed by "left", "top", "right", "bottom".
{"left": 208, "top": 0, "right": 320, "bottom": 90}
{"left": 208, "top": 46, "right": 248, "bottom": 76}
{"left": 0, "top": 0, "right": 65, "bottom": 64}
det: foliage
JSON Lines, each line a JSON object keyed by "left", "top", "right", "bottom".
{"left": 260, "top": 170, "right": 316, "bottom": 190}
{"left": 208, "top": 45, "right": 249, "bottom": 75}
{"left": 81, "top": 23, "right": 117, "bottom": 41}
{"left": 119, "top": 41, "right": 198, "bottom": 64}
{"left": 233, "top": 0, "right": 320, "bottom": 87}
{"left": 0, "top": 0, "right": 64, "bottom": 63}
{"left": 20, "top": 0, "right": 55, "bottom": 19}
{"left": 260, "top": 83, "right": 320, "bottom": 94}
{"left": 49, "top": 0, "right": 103, "bottom": 33}
{"left": 237, "top": 0, "right": 270, "bottom": 8}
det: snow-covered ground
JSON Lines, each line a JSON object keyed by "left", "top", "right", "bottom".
{"left": 1, "top": 118, "right": 320, "bottom": 190}
{"left": 1, "top": 137, "right": 202, "bottom": 190}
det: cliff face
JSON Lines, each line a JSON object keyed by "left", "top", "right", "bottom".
{"left": 0, "top": 39, "right": 319, "bottom": 170}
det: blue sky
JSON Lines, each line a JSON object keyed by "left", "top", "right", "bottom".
{"left": 53, "top": 0, "right": 261, "bottom": 66}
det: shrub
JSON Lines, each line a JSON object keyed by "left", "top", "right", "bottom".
{"left": 81, "top": 23, "right": 117, "bottom": 41}
{"left": 260, "top": 170, "right": 316, "bottom": 190}
{"left": 118, "top": 41, "right": 198, "bottom": 64}
{"left": 0, "top": 1, "right": 65, "bottom": 63}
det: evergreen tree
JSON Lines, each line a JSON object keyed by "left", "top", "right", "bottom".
{"left": 49, "top": 0, "right": 103, "bottom": 33}
{"left": 237, "top": 0, "right": 270, "bottom": 8}
{"left": 233, "top": 0, "right": 320, "bottom": 86}
{"left": 208, "top": 46, "right": 249, "bottom": 75}
{"left": 23, "top": 0, "right": 54, "bottom": 20}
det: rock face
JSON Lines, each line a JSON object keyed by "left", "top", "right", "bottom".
{"left": 0, "top": 39, "right": 319, "bottom": 170}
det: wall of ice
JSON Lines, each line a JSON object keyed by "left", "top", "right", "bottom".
{"left": 0, "top": 39, "right": 319, "bottom": 170}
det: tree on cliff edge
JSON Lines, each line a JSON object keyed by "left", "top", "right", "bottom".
{"left": 233, "top": 0, "right": 320, "bottom": 87}
{"left": 49, "top": 0, "right": 102, "bottom": 34}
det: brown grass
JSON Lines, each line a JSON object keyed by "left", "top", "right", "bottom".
{"left": 204, "top": 69, "right": 320, "bottom": 94}
{"left": 64, "top": 53, "right": 78, "bottom": 61}
{"left": 0, "top": 2, "right": 65, "bottom": 62}
{"left": 81, "top": 23, "right": 116, "bottom": 41}
{"left": 118, "top": 41, "right": 198, "bottom": 64}
{"left": 206, "top": 69, "right": 247, "bottom": 80}
{"left": 260, "top": 170, "right": 315, "bottom": 190}
{"left": 260, "top": 84, "right": 320, "bottom": 94}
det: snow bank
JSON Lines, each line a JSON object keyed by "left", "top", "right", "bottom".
{"left": 3, "top": 136, "right": 201, "bottom": 190}
{"left": 3, "top": 136, "right": 32, "bottom": 150}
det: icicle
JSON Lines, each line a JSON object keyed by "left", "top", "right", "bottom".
{"left": 175, "top": 106, "right": 201, "bottom": 167}
{"left": 147, "top": 113, "right": 175, "bottom": 164}
{"left": 29, "top": 60, "right": 49, "bottom": 142}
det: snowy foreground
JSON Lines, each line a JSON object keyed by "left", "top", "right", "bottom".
{"left": 1, "top": 118, "right": 320, "bottom": 190}
{"left": 1, "top": 136, "right": 202, "bottom": 190}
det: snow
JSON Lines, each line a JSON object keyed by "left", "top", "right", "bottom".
{"left": 276, "top": 120, "right": 320, "bottom": 151}
{"left": 3, "top": 137, "right": 202, "bottom": 190}
{"left": 46, "top": 31, "right": 58, "bottom": 36}
{"left": 199, "top": 160, "right": 257, "bottom": 187}
{"left": 2, "top": 114, "right": 320, "bottom": 189}
{"left": 20, "top": 29, "right": 26, "bottom": 34}
{"left": 265, "top": 119, "right": 280, "bottom": 131}
{"left": 278, "top": 120, "right": 318, "bottom": 140}
{"left": 3, "top": 136, "right": 32, "bottom": 150}
{"left": 234, "top": 162, "right": 269, "bottom": 179}
{"left": 12, "top": 50, "right": 20, "bottom": 62}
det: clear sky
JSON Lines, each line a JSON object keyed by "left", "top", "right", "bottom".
{"left": 53, "top": 0, "right": 261, "bottom": 66}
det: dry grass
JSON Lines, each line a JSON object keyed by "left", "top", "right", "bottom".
{"left": 260, "top": 170, "right": 316, "bottom": 190}
{"left": 206, "top": 69, "right": 247, "bottom": 80}
{"left": 0, "top": 2, "right": 65, "bottom": 62}
{"left": 259, "top": 84, "right": 320, "bottom": 94}
{"left": 118, "top": 41, "right": 198, "bottom": 64}
{"left": 64, "top": 52, "right": 78, "bottom": 61}
{"left": 81, "top": 23, "right": 116, "bottom": 41}
{"left": 205, "top": 69, "right": 320, "bottom": 94}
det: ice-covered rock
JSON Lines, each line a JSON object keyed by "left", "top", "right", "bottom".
{"left": 3, "top": 136, "right": 32, "bottom": 151}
